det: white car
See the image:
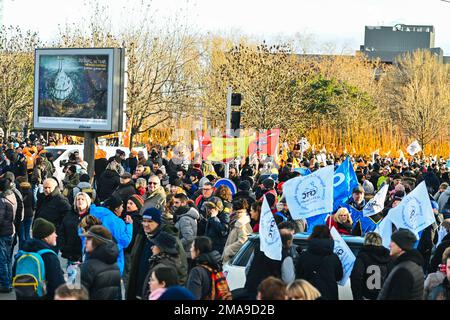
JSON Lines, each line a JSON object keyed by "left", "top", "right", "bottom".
{"left": 45, "top": 145, "right": 148, "bottom": 182}
{"left": 222, "top": 233, "right": 365, "bottom": 300}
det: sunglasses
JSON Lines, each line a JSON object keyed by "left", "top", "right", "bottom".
{"left": 149, "top": 182, "right": 158, "bottom": 185}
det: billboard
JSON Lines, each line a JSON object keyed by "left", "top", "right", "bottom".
{"left": 33, "top": 48, "right": 125, "bottom": 132}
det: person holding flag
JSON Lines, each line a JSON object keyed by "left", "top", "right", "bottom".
{"left": 342, "top": 185, "right": 366, "bottom": 228}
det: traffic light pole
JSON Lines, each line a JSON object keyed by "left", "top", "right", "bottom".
{"left": 225, "top": 87, "right": 232, "bottom": 179}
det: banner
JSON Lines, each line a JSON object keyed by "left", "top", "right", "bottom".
{"left": 333, "top": 157, "right": 359, "bottom": 211}
{"left": 406, "top": 140, "right": 422, "bottom": 156}
{"left": 283, "top": 165, "right": 334, "bottom": 219}
{"left": 387, "top": 181, "right": 435, "bottom": 236}
{"left": 363, "top": 184, "right": 389, "bottom": 217}
{"left": 374, "top": 216, "right": 393, "bottom": 249}
{"left": 260, "top": 195, "right": 282, "bottom": 261}
{"left": 248, "top": 129, "right": 280, "bottom": 157}
{"left": 330, "top": 227, "right": 356, "bottom": 286}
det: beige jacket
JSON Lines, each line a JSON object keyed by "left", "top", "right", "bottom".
{"left": 222, "top": 210, "right": 252, "bottom": 264}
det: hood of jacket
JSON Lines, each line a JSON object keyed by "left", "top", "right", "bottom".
{"left": 22, "top": 238, "right": 55, "bottom": 253}
{"left": 307, "top": 238, "right": 334, "bottom": 256}
{"left": 89, "top": 204, "right": 115, "bottom": 220}
{"left": 178, "top": 207, "right": 200, "bottom": 221}
{"left": 76, "top": 181, "right": 93, "bottom": 189}
{"left": 394, "top": 249, "right": 424, "bottom": 267}
{"left": 19, "top": 182, "right": 32, "bottom": 191}
{"left": 195, "top": 250, "right": 222, "bottom": 269}
{"left": 89, "top": 240, "right": 119, "bottom": 265}
{"left": 103, "top": 169, "right": 120, "bottom": 179}
{"left": 232, "top": 210, "right": 251, "bottom": 227}
{"left": 148, "top": 186, "right": 166, "bottom": 199}
{"left": 359, "top": 245, "right": 391, "bottom": 264}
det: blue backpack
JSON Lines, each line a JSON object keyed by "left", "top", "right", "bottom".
{"left": 13, "top": 249, "right": 57, "bottom": 299}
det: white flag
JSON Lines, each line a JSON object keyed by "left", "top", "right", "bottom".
{"left": 259, "top": 195, "right": 282, "bottom": 261}
{"left": 299, "top": 137, "right": 310, "bottom": 153}
{"left": 363, "top": 184, "right": 389, "bottom": 217}
{"left": 283, "top": 165, "right": 334, "bottom": 219}
{"left": 387, "top": 181, "right": 435, "bottom": 236}
{"left": 399, "top": 150, "right": 405, "bottom": 161}
{"left": 330, "top": 227, "right": 356, "bottom": 286}
{"left": 374, "top": 216, "right": 393, "bottom": 249}
{"left": 406, "top": 140, "right": 422, "bottom": 156}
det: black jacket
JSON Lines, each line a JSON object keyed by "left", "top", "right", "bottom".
{"left": 0, "top": 195, "right": 14, "bottom": 237}
{"left": 59, "top": 209, "right": 85, "bottom": 262}
{"left": 350, "top": 245, "right": 393, "bottom": 300}
{"left": 295, "top": 238, "right": 343, "bottom": 300}
{"left": 204, "top": 211, "right": 230, "bottom": 254}
{"left": 18, "top": 239, "right": 65, "bottom": 299}
{"left": 429, "top": 233, "right": 450, "bottom": 273}
{"left": 112, "top": 181, "right": 137, "bottom": 211}
{"left": 377, "top": 250, "right": 424, "bottom": 300}
{"left": 19, "top": 183, "right": 33, "bottom": 219}
{"left": 186, "top": 250, "right": 223, "bottom": 300}
{"left": 80, "top": 240, "right": 121, "bottom": 300}
{"left": 35, "top": 188, "right": 71, "bottom": 232}
{"left": 244, "top": 245, "right": 282, "bottom": 298}
{"left": 97, "top": 169, "right": 120, "bottom": 202}
{"left": 94, "top": 158, "right": 109, "bottom": 180}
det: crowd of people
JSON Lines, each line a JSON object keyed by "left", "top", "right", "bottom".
{"left": 0, "top": 136, "right": 449, "bottom": 301}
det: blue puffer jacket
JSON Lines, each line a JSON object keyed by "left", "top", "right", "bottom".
{"left": 89, "top": 204, "right": 133, "bottom": 275}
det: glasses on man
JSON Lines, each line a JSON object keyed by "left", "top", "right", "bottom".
{"left": 149, "top": 182, "right": 158, "bottom": 185}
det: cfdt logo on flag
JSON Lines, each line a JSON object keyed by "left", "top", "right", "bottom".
{"left": 295, "top": 178, "right": 325, "bottom": 209}
{"left": 400, "top": 197, "right": 422, "bottom": 230}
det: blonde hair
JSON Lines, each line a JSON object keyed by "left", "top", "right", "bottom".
{"left": 74, "top": 192, "right": 92, "bottom": 212}
{"left": 334, "top": 207, "right": 353, "bottom": 225}
{"left": 287, "top": 279, "right": 321, "bottom": 300}
{"left": 136, "top": 178, "right": 147, "bottom": 189}
{"left": 364, "top": 232, "right": 382, "bottom": 246}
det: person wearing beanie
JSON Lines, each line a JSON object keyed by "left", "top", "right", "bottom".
{"left": 14, "top": 218, "right": 65, "bottom": 299}
{"left": 141, "top": 231, "right": 183, "bottom": 299}
{"left": 126, "top": 206, "right": 188, "bottom": 300}
{"left": 377, "top": 228, "right": 425, "bottom": 300}
{"left": 122, "top": 194, "right": 145, "bottom": 288}
{"left": 80, "top": 225, "right": 121, "bottom": 300}
{"left": 112, "top": 172, "right": 138, "bottom": 217}
{"left": 88, "top": 195, "right": 133, "bottom": 277}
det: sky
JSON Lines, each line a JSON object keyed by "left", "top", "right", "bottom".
{"left": 3, "top": 0, "right": 450, "bottom": 54}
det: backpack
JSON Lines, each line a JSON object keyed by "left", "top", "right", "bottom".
{"left": 200, "top": 264, "right": 232, "bottom": 300}
{"left": 12, "top": 249, "right": 57, "bottom": 299}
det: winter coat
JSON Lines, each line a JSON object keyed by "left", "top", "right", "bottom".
{"left": 89, "top": 204, "right": 133, "bottom": 275}
{"left": 0, "top": 194, "right": 14, "bottom": 237}
{"left": 19, "top": 182, "right": 33, "bottom": 219}
{"left": 424, "top": 271, "right": 446, "bottom": 299}
{"left": 204, "top": 211, "right": 230, "bottom": 254}
{"left": 31, "top": 165, "right": 46, "bottom": 185}
{"left": 112, "top": 181, "right": 137, "bottom": 211}
{"left": 62, "top": 173, "right": 79, "bottom": 198}
{"left": 423, "top": 172, "right": 441, "bottom": 196}
{"left": 437, "top": 186, "right": 450, "bottom": 213}
{"left": 18, "top": 239, "right": 65, "bottom": 299}
{"left": 186, "top": 250, "right": 223, "bottom": 300}
{"left": 295, "top": 238, "right": 343, "bottom": 300}
{"left": 59, "top": 208, "right": 86, "bottom": 262}
{"left": 222, "top": 212, "right": 252, "bottom": 264}
{"left": 244, "top": 245, "right": 282, "bottom": 298}
{"left": 126, "top": 223, "right": 188, "bottom": 300}
{"left": 350, "top": 245, "right": 393, "bottom": 300}
{"left": 124, "top": 210, "right": 143, "bottom": 254}
{"left": 94, "top": 158, "right": 109, "bottom": 179}
{"left": 326, "top": 215, "right": 352, "bottom": 235}
{"left": 80, "top": 240, "right": 121, "bottom": 300}
{"left": 174, "top": 206, "right": 200, "bottom": 255}
{"left": 142, "top": 252, "right": 183, "bottom": 299}
{"left": 429, "top": 277, "right": 450, "bottom": 300}
{"left": 142, "top": 186, "right": 166, "bottom": 213}
{"left": 97, "top": 169, "right": 120, "bottom": 202}
{"left": 35, "top": 188, "right": 71, "bottom": 232}
{"left": 377, "top": 250, "right": 425, "bottom": 300}
{"left": 429, "top": 233, "right": 450, "bottom": 273}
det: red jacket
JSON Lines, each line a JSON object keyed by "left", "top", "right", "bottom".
{"left": 326, "top": 215, "right": 352, "bottom": 235}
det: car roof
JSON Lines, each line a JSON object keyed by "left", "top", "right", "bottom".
{"left": 248, "top": 232, "right": 365, "bottom": 245}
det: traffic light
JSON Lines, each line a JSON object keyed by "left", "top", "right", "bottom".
{"left": 231, "top": 93, "right": 242, "bottom": 106}
{"left": 231, "top": 111, "right": 241, "bottom": 130}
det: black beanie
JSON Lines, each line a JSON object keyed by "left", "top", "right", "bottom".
{"left": 32, "top": 218, "right": 56, "bottom": 239}
{"left": 391, "top": 228, "right": 417, "bottom": 251}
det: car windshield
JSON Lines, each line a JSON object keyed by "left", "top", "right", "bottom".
{"left": 45, "top": 148, "right": 66, "bottom": 160}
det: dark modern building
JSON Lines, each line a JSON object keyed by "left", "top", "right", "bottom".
{"left": 359, "top": 24, "right": 450, "bottom": 64}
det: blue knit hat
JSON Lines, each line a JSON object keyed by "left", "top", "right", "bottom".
{"left": 142, "top": 207, "right": 162, "bottom": 225}
{"left": 158, "top": 286, "right": 196, "bottom": 300}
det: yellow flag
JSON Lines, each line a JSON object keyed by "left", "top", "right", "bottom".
{"left": 207, "top": 136, "right": 254, "bottom": 162}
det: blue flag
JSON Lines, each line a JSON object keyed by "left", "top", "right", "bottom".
{"left": 333, "top": 157, "right": 359, "bottom": 211}
{"left": 306, "top": 213, "right": 329, "bottom": 233}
